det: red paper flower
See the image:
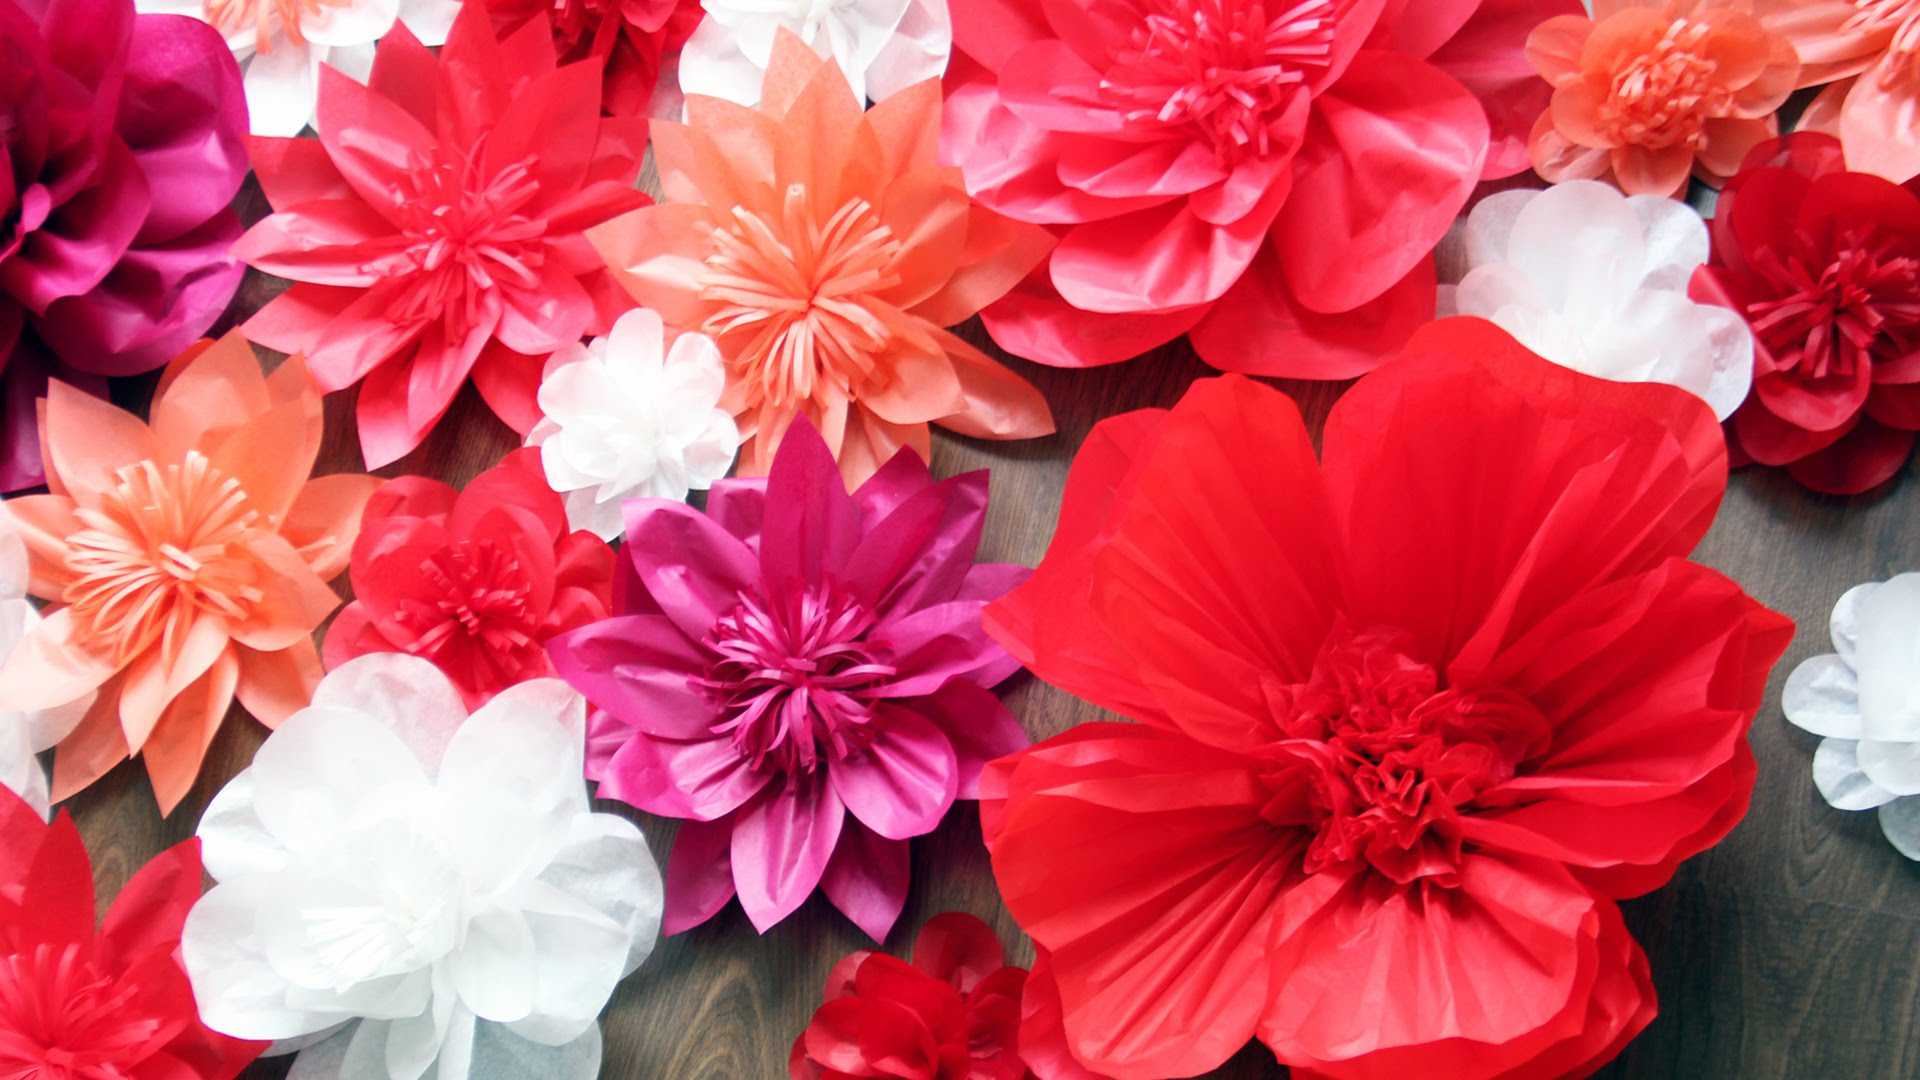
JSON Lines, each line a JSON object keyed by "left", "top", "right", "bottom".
{"left": 979, "top": 319, "right": 1793, "bottom": 1079}
{"left": 1691, "top": 131, "right": 1920, "bottom": 494}
{"left": 324, "top": 448, "right": 615, "bottom": 707}
{"left": 0, "top": 785, "right": 264, "bottom": 1079}
{"left": 234, "top": 3, "right": 652, "bottom": 468}
{"left": 487, "top": 0, "right": 704, "bottom": 117}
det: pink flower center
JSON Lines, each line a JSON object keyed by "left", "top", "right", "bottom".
{"left": 1746, "top": 233, "right": 1920, "bottom": 380}
{"left": 203, "top": 0, "right": 348, "bottom": 54}
{"left": 377, "top": 151, "right": 550, "bottom": 342}
{"left": 702, "top": 585, "right": 897, "bottom": 774}
{"left": 1597, "top": 19, "right": 1728, "bottom": 150}
{"left": 0, "top": 942, "right": 167, "bottom": 1077}
{"left": 388, "top": 539, "right": 542, "bottom": 695}
{"left": 1256, "top": 628, "right": 1549, "bottom": 886}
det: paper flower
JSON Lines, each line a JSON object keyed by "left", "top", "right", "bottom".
{"left": 235, "top": 3, "right": 652, "bottom": 468}
{"left": 681, "top": 0, "right": 950, "bottom": 106}
{"left": 548, "top": 419, "right": 1030, "bottom": 941}
{"left": 0, "top": 0, "right": 248, "bottom": 492}
{"left": 1758, "top": 0, "right": 1920, "bottom": 182}
{"left": 325, "top": 449, "right": 615, "bottom": 707}
{"left": 790, "top": 913, "right": 1031, "bottom": 1080}
{"left": 0, "top": 509, "right": 90, "bottom": 818}
{"left": 943, "top": 0, "right": 1514, "bottom": 375}
{"left": 1689, "top": 132, "right": 1920, "bottom": 494}
{"left": 978, "top": 319, "right": 1793, "bottom": 1079}
{"left": 591, "top": 31, "right": 1054, "bottom": 485}
{"left": 0, "top": 335, "right": 379, "bottom": 814}
{"left": 0, "top": 786, "right": 266, "bottom": 1079}
{"left": 181, "top": 654, "right": 663, "bottom": 1080}
{"left": 1440, "top": 179, "right": 1753, "bottom": 419}
{"left": 1526, "top": 0, "right": 1799, "bottom": 196}
{"left": 528, "top": 308, "right": 740, "bottom": 540}
{"left": 487, "top": 0, "right": 702, "bottom": 117}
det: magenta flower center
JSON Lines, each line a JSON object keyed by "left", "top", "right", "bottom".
{"left": 1598, "top": 19, "right": 1728, "bottom": 150}
{"left": 703, "top": 585, "right": 898, "bottom": 774}
{"left": 0, "top": 942, "right": 167, "bottom": 1076}
{"left": 1746, "top": 232, "right": 1920, "bottom": 380}
{"left": 381, "top": 151, "right": 550, "bottom": 339}
{"left": 390, "top": 539, "right": 541, "bottom": 692}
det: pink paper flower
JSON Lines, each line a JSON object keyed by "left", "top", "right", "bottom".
{"left": 548, "top": 421, "right": 1029, "bottom": 941}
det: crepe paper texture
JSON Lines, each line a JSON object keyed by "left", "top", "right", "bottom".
{"left": 0, "top": 334, "right": 379, "bottom": 815}
{"left": 1689, "top": 131, "right": 1920, "bottom": 495}
{"left": 234, "top": 2, "right": 652, "bottom": 470}
{"left": 681, "top": 0, "right": 950, "bottom": 106}
{"left": 589, "top": 29, "right": 1056, "bottom": 487}
{"left": 181, "top": 653, "right": 664, "bottom": 1080}
{"left": 548, "top": 418, "right": 1030, "bottom": 942}
{"left": 324, "top": 448, "right": 615, "bottom": 708}
{"left": 487, "top": 0, "right": 701, "bottom": 118}
{"left": 1438, "top": 180, "right": 1753, "bottom": 419}
{"left": 527, "top": 308, "right": 740, "bottom": 540}
{"left": 0, "top": 508, "right": 90, "bottom": 818}
{"left": 1526, "top": 0, "right": 1800, "bottom": 197}
{"left": 0, "top": 0, "right": 248, "bottom": 493}
{"left": 1759, "top": 0, "right": 1920, "bottom": 183}
{"left": 0, "top": 785, "right": 267, "bottom": 1079}
{"left": 977, "top": 318, "right": 1794, "bottom": 1080}
{"left": 942, "top": 0, "right": 1571, "bottom": 376}
{"left": 134, "top": 0, "right": 461, "bottom": 136}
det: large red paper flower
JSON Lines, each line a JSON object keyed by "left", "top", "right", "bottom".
{"left": 235, "top": 3, "right": 651, "bottom": 468}
{"left": 943, "top": 0, "right": 1566, "bottom": 376}
{"left": 0, "top": 785, "right": 264, "bottom": 1079}
{"left": 1691, "top": 132, "right": 1920, "bottom": 494}
{"left": 979, "top": 320, "right": 1793, "bottom": 1079}
{"left": 487, "top": 0, "right": 704, "bottom": 117}
{"left": 325, "top": 448, "right": 615, "bottom": 708}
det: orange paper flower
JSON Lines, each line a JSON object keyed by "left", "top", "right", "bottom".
{"left": 1527, "top": 0, "right": 1800, "bottom": 195}
{"left": 1758, "top": 0, "right": 1920, "bottom": 182}
{"left": 0, "top": 334, "right": 379, "bottom": 814}
{"left": 589, "top": 30, "right": 1057, "bottom": 484}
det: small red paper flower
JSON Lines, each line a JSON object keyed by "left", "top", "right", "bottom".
{"left": 234, "top": 3, "right": 652, "bottom": 468}
{"left": 1691, "top": 131, "right": 1920, "bottom": 494}
{"left": 324, "top": 448, "right": 615, "bottom": 707}
{"left": 487, "top": 0, "right": 703, "bottom": 117}
{"left": 979, "top": 319, "right": 1792, "bottom": 1079}
{"left": 0, "top": 785, "right": 264, "bottom": 1079}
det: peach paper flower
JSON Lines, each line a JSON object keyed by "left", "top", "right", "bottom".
{"left": 590, "top": 30, "right": 1056, "bottom": 484}
{"left": 1527, "top": 0, "right": 1800, "bottom": 195}
{"left": 1758, "top": 0, "right": 1920, "bottom": 182}
{"left": 0, "top": 334, "right": 379, "bottom": 814}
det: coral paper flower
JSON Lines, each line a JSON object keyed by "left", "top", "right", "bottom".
{"left": 1526, "top": 0, "right": 1800, "bottom": 196}
{"left": 0, "top": 787, "right": 266, "bottom": 1080}
{"left": 548, "top": 419, "right": 1031, "bottom": 941}
{"left": 0, "top": 335, "right": 378, "bottom": 814}
{"left": 1690, "top": 132, "right": 1920, "bottom": 494}
{"left": 1785, "top": 573, "right": 1920, "bottom": 859}
{"left": 235, "top": 2, "right": 652, "bottom": 468}
{"left": 324, "top": 448, "right": 615, "bottom": 707}
{"left": 591, "top": 31, "right": 1055, "bottom": 485}
{"left": 0, "top": 510, "right": 90, "bottom": 818}
{"left": 487, "top": 0, "right": 702, "bottom": 117}
{"left": 0, "top": 0, "right": 248, "bottom": 492}
{"left": 1441, "top": 179, "right": 1753, "bottom": 419}
{"left": 682, "top": 0, "right": 950, "bottom": 106}
{"left": 181, "top": 654, "right": 663, "bottom": 1080}
{"left": 1758, "top": 0, "right": 1920, "bottom": 182}
{"left": 979, "top": 320, "right": 1792, "bottom": 1079}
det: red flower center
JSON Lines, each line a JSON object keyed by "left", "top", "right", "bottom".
{"left": 1257, "top": 628, "right": 1550, "bottom": 886}
{"left": 380, "top": 151, "right": 551, "bottom": 341}
{"left": 389, "top": 539, "right": 542, "bottom": 694}
{"left": 1746, "top": 232, "right": 1920, "bottom": 380}
{"left": 1597, "top": 18, "right": 1728, "bottom": 150}
{"left": 0, "top": 942, "right": 167, "bottom": 1077}
{"left": 702, "top": 585, "right": 898, "bottom": 774}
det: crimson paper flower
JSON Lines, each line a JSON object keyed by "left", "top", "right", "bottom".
{"left": 548, "top": 420, "right": 1029, "bottom": 941}
{"left": 487, "top": 0, "right": 704, "bottom": 117}
{"left": 235, "top": 2, "right": 652, "bottom": 468}
{"left": 325, "top": 448, "right": 615, "bottom": 708}
{"left": 0, "top": 785, "right": 264, "bottom": 1079}
{"left": 979, "top": 319, "right": 1793, "bottom": 1079}
{"left": 1691, "top": 132, "right": 1920, "bottom": 494}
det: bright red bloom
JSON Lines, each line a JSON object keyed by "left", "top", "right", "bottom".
{"left": 1692, "top": 131, "right": 1920, "bottom": 494}
{"left": 0, "top": 786, "right": 264, "bottom": 1079}
{"left": 234, "top": 3, "right": 651, "bottom": 468}
{"left": 487, "top": 0, "right": 703, "bottom": 117}
{"left": 980, "top": 320, "right": 1793, "bottom": 1079}
{"left": 324, "top": 448, "right": 615, "bottom": 707}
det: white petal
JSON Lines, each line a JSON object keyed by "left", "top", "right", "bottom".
{"left": 1, "top": 602, "right": 91, "bottom": 749}
{"left": 0, "top": 723, "right": 48, "bottom": 820}
{"left": 198, "top": 769, "right": 292, "bottom": 880}
{"left": 1854, "top": 573, "right": 1920, "bottom": 741}
{"left": 864, "top": 0, "right": 950, "bottom": 99}
{"left": 604, "top": 308, "right": 667, "bottom": 372}
{"left": 679, "top": 18, "right": 776, "bottom": 106}
{"left": 1813, "top": 738, "right": 1897, "bottom": 810}
{"left": 311, "top": 654, "right": 471, "bottom": 775}
{"left": 1626, "top": 192, "right": 1710, "bottom": 291}
{"left": 1857, "top": 738, "right": 1920, "bottom": 796}
{"left": 396, "top": 0, "right": 461, "bottom": 44}
{"left": 450, "top": 910, "right": 538, "bottom": 1023}
{"left": 1509, "top": 180, "right": 1644, "bottom": 315}
{"left": 324, "top": 42, "right": 376, "bottom": 84}
{"left": 536, "top": 814, "right": 661, "bottom": 977}
{"left": 184, "top": 879, "right": 349, "bottom": 1041}
{"left": 1832, "top": 581, "right": 1880, "bottom": 662}
{"left": 1693, "top": 304, "right": 1754, "bottom": 420}
{"left": 299, "top": 0, "right": 400, "bottom": 47}
{"left": 536, "top": 360, "right": 620, "bottom": 433}
{"left": 1783, "top": 654, "right": 1863, "bottom": 738}
{"left": 0, "top": 510, "right": 25, "bottom": 599}
{"left": 1881, "top": 798, "right": 1920, "bottom": 861}
{"left": 471, "top": 1021, "right": 601, "bottom": 1080}
{"left": 1462, "top": 188, "right": 1537, "bottom": 269}
{"left": 436, "top": 681, "right": 587, "bottom": 893}
{"left": 283, "top": 1028, "right": 355, "bottom": 1080}
{"left": 562, "top": 488, "right": 628, "bottom": 542}
{"left": 500, "top": 888, "right": 626, "bottom": 1043}
{"left": 244, "top": 40, "right": 321, "bottom": 137}
{"left": 248, "top": 706, "right": 432, "bottom": 856}
{"left": 1454, "top": 263, "right": 1542, "bottom": 322}
{"left": 663, "top": 331, "right": 728, "bottom": 408}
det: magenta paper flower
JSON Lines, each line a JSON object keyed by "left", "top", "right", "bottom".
{"left": 548, "top": 420, "right": 1030, "bottom": 941}
{"left": 1, "top": 0, "right": 248, "bottom": 491}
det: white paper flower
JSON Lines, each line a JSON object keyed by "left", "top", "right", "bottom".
{"left": 181, "top": 653, "right": 663, "bottom": 1080}
{"left": 1436, "top": 180, "right": 1754, "bottom": 420}
{"left": 1785, "top": 573, "right": 1920, "bottom": 858}
{"left": 135, "top": 0, "right": 463, "bottom": 135}
{"left": 0, "top": 505, "right": 90, "bottom": 819}
{"left": 679, "top": 0, "right": 951, "bottom": 106}
{"left": 528, "top": 309, "right": 739, "bottom": 540}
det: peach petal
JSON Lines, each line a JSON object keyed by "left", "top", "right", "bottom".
{"left": 50, "top": 675, "right": 131, "bottom": 802}
{"left": 229, "top": 534, "right": 344, "bottom": 653}
{"left": 42, "top": 381, "right": 155, "bottom": 503}
{"left": 931, "top": 327, "right": 1056, "bottom": 440}
{"left": 232, "top": 640, "right": 324, "bottom": 730}
{"left": 0, "top": 608, "right": 123, "bottom": 713}
{"left": 141, "top": 648, "right": 239, "bottom": 817}
{"left": 2, "top": 495, "right": 84, "bottom": 598}
{"left": 1611, "top": 142, "right": 1696, "bottom": 196}
{"left": 117, "top": 617, "right": 229, "bottom": 754}
{"left": 281, "top": 473, "right": 383, "bottom": 581}
{"left": 1526, "top": 14, "right": 1595, "bottom": 84}
{"left": 908, "top": 207, "right": 1056, "bottom": 328}
{"left": 150, "top": 334, "right": 272, "bottom": 461}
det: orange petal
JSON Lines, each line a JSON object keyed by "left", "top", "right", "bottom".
{"left": 1610, "top": 142, "right": 1695, "bottom": 196}
{"left": 1548, "top": 80, "right": 1616, "bottom": 149}
{"left": 877, "top": 167, "right": 973, "bottom": 309}
{"left": 208, "top": 390, "right": 325, "bottom": 525}
{"left": 1529, "top": 110, "right": 1612, "bottom": 182}
{"left": 141, "top": 649, "right": 240, "bottom": 817}
{"left": 232, "top": 639, "right": 322, "bottom": 730}
{"left": 588, "top": 203, "right": 716, "bottom": 327}
{"left": 1799, "top": 77, "right": 1850, "bottom": 135}
{"left": 860, "top": 319, "right": 964, "bottom": 426}
{"left": 931, "top": 328, "right": 1056, "bottom": 440}
{"left": 861, "top": 78, "right": 943, "bottom": 178}
{"left": 760, "top": 28, "right": 834, "bottom": 118}
{"left": 230, "top": 533, "right": 343, "bottom": 653}
{"left": 1729, "top": 29, "right": 1801, "bottom": 116}
{"left": 838, "top": 411, "right": 930, "bottom": 487}
{"left": 772, "top": 38, "right": 866, "bottom": 212}
{"left": 673, "top": 102, "right": 779, "bottom": 210}
{"left": 908, "top": 206, "right": 1056, "bottom": 327}
{"left": 49, "top": 673, "right": 130, "bottom": 802}
{"left": 117, "top": 618, "right": 230, "bottom": 754}
{"left": 1, "top": 495, "right": 84, "bottom": 598}
{"left": 1696, "top": 116, "right": 1778, "bottom": 182}
{"left": 150, "top": 334, "right": 271, "bottom": 460}
{"left": 281, "top": 473, "right": 382, "bottom": 582}
{"left": 0, "top": 607, "right": 123, "bottom": 713}
{"left": 42, "top": 381, "right": 154, "bottom": 503}
{"left": 1526, "top": 14, "right": 1595, "bottom": 84}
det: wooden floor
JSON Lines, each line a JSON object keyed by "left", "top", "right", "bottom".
{"left": 61, "top": 177, "right": 1920, "bottom": 1079}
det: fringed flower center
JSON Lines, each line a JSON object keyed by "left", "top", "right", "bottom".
{"left": 389, "top": 540, "right": 541, "bottom": 695}
{"left": 204, "top": 0, "right": 346, "bottom": 53}
{"left": 1597, "top": 19, "right": 1728, "bottom": 150}
{"left": 1747, "top": 233, "right": 1920, "bottom": 380}
{"left": 0, "top": 942, "right": 167, "bottom": 1076}
{"left": 377, "top": 151, "right": 550, "bottom": 341}
{"left": 1877, "top": 6, "right": 1920, "bottom": 90}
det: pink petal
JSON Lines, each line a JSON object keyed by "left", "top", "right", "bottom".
{"left": 546, "top": 615, "right": 720, "bottom": 740}
{"left": 600, "top": 730, "right": 769, "bottom": 821}
{"left": 663, "top": 816, "right": 738, "bottom": 935}
{"left": 828, "top": 708, "right": 959, "bottom": 840}
{"left": 731, "top": 772, "right": 846, "bottom": 932}
{"left": 818, "top": 821, "right": 909, "bottom": 944}
{"left": 621, "top": 501, "right": 760, "bottom": 641}
{"left": 914, "top": 681, "right": 1028, "bottom": 799}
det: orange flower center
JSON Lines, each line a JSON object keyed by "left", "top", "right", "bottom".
{"left": 0, "top": 943, "right": 166, "bottom": 1075}
{"left": 1598, "top": 18, "right": 1729, "bottom": 150}
{"left": 204, "top": 0, "right": 346, "bottom": 53}
{"left": 62, "top": 452, "right": 265, "bottom": 666}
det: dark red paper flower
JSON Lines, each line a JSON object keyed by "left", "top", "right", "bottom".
{"left": 0, "top": 785, "right": 264, "bottom": 1079}
{"left": 979, "top": 319, "right": 1793, "bottom": 1079}
{"left": 1691, "top": 131, "right": 1920, "bottom": 494}
{"left": 487, "top": 0, "right": 704, "bottom": 117}
{"left": 324, "top": 448, "right": 615, "bottom": 708}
